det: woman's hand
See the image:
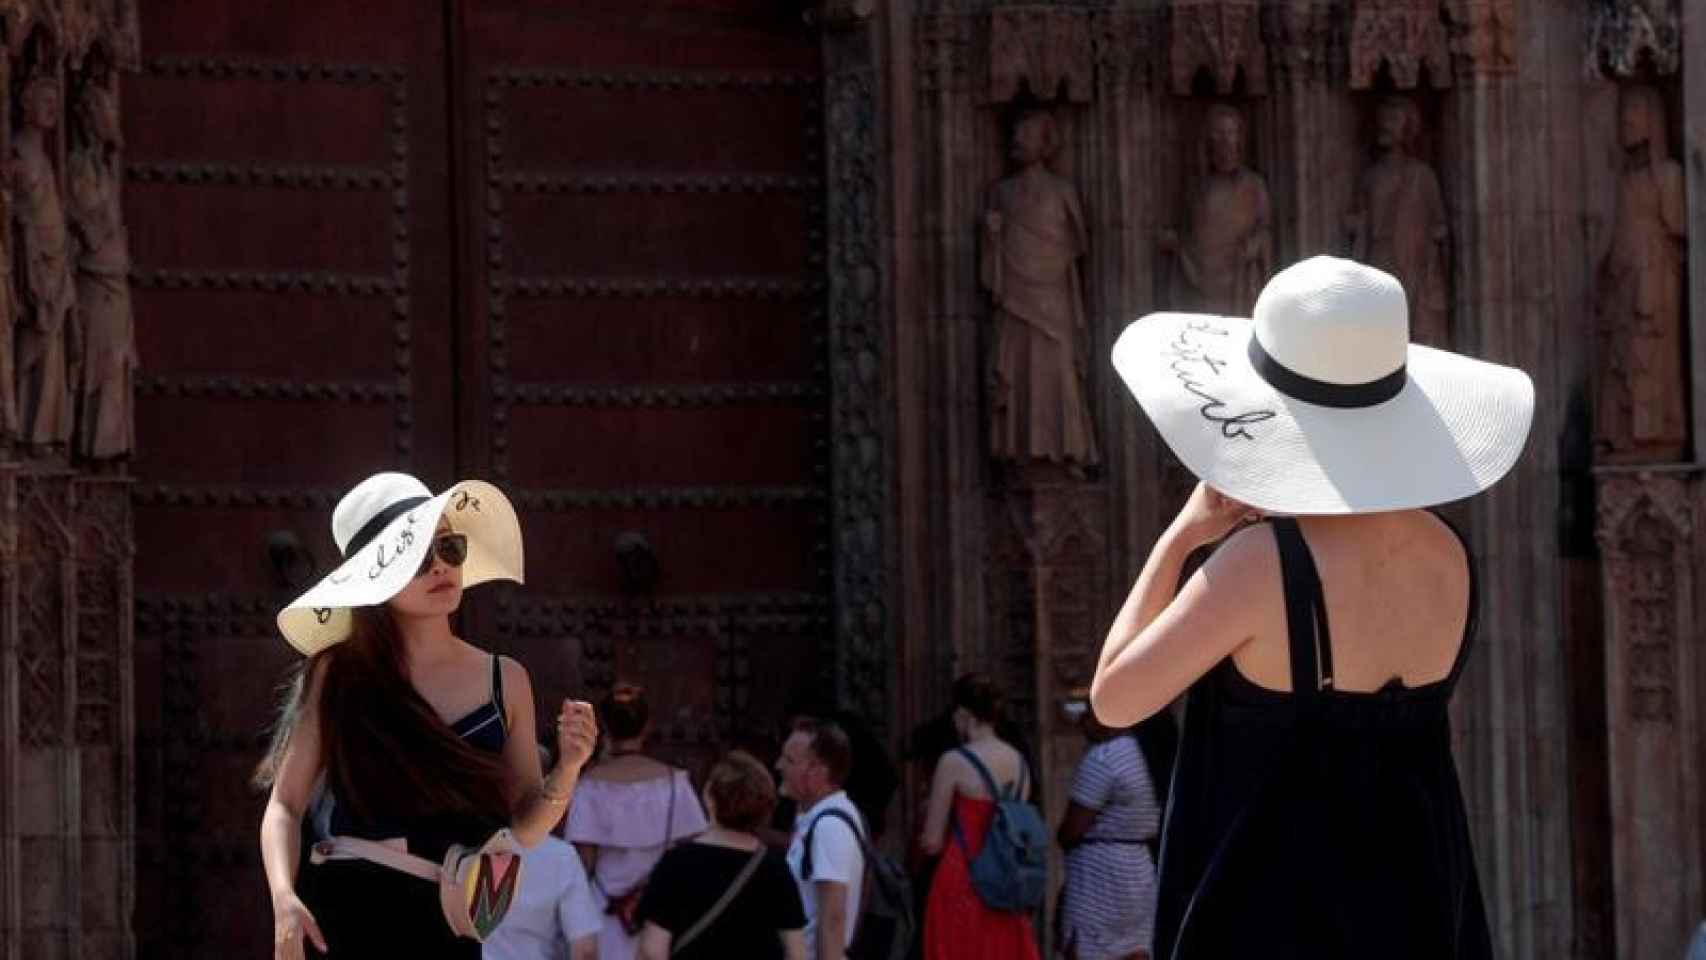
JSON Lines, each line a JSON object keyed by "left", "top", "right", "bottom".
{"left": 1169, "top": 482, "right": 1262, "bottom": 550}
{"left": 555, "top": 699, "right": 599, "bottom": 772}
{"left": 272, "top": 890, "right": 326, "bottom": 959}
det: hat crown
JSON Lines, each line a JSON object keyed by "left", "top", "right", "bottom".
{"left": 1252, "top": 256, "right": 1409, "bottom": 385}
{"left": 331, "top": 472, "right": 433, "bottom": 554}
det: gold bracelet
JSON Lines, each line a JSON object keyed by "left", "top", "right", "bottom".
{"left": 540, "top": 780, "right": 572, "bottom": 805}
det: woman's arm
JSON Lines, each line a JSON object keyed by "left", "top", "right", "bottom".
{"left": 780, "top": 927, "right": 807, "bottom": 960}
{"left": 497, "top": 658, "right": 597, "bottom": 847}
{"left": 1092, "top": 484, "right": 1266, "bottom": 727}
{"left": 636, "top": 921, "right": 671, "bottom": 960}
{"left": 259, "top": 664, "right": 329, "bottom": 958}
{"left": 917, "top": 752, "right": 961, "bottom": 856}
{"left": 1057, "top": 800, "right": 1100, "bottom": 850}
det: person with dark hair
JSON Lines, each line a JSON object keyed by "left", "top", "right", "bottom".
{"left": 917, "top": 673, "right": 1039, "bottom": 960}
{"left": 1055, "top": 689, "right": 1164, "bottom": 960}
{"left": 564, "top": 683, "right": 708, "bottom": 960}
{"left": 636, "top": 752, "right": 807, "bottom": 959}
{"left": 778, "top": 719, "right": 865, "bottom": 960}
{"left": 256, "top": 473, "right": 599, "bottom": 960}
{"left": 777, "top": 698, "right": 901, "bottom": 843}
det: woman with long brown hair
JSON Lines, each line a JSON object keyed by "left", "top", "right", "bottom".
{"left": 255, "top": 472, "right": 599, "bottom": 959}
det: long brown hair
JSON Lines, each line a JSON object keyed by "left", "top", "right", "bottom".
{"left": 254, "top": 606, "right": 511, "bottom": 823}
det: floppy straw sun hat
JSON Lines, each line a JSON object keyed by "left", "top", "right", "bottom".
{"left": 1112, "top": 256, "right": 1534, "bottom": 515}
{"left": 277, "top": 472, "right": 524, "bottom": 656}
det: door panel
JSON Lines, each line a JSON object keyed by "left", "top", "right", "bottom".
{"left": 454, "top": 0, "right": 828, "bottom": 778}
{"left": 127, "top": 4, "right": 455, "bottom": 957}
{"left": 127, "top": 1, "right": 826, "bottom": 956}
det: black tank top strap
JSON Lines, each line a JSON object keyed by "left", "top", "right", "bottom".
{"left": 489, "top": 654, "right": 508, "bottom": 734}
{"left": 1269, "top": 518, "right": 1335, "bottom": 696}
{"left": 1428, "top": 510, "right": 1481, "bottom": 687}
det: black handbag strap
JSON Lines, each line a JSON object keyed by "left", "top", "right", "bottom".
{"left": 672, "top": 847, "right": 765, "bottom": 955}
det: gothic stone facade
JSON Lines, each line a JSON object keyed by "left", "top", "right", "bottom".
{"left": 2, "top": 1, "right": 1704, "bottom": 959}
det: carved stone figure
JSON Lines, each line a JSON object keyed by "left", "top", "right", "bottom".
{"left": 1347, "top": 96, "right": 1450, "bottom": 347}
{"left": 981, "top": 110, "right": 1099, "bottom": 470}
{"left": 1159, "top": 103, "right": 1272, "bottom": 314}
{"left": 1594, "top": 85, "right": 1688, "bottom": 464}
{"left": 68, "top": 73, "right": 133, "bottom": 462}
{"left": 12, "top": 72, "right": 78, "bottom": 453}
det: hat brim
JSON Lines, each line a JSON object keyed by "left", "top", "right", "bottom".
{"left": 1112, "top": 312, "right": 1535, "bottom": 515}
{"left": 277, "top": 480, "right": 524, "bottom": 655}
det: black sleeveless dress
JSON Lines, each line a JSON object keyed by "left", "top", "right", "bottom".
{"left": 299, "top": 655, "right": 510, "bottom": 958}
{"left": 1152, "top": 518, "right": 1493, "bottom": 960}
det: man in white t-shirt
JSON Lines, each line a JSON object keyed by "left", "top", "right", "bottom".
{"left": 483, "top": 834, "right": 601, "bottom": 960}
{"left": 779, "top": 718, "right": 865, "bottom": 960}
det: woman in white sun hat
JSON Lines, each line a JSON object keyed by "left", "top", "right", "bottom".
{"left": 253, "top": 472, "right": 600, "bottom": 959}
{"left": 1093, "top": 256, "right": 1529, "bottom": 958}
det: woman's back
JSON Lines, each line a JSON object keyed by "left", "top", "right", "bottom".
{"left": 1227, "top": 510, "right": 1470, "bottom": 695}
{"left": 1153, "top": 516, "right": 1491, "bottom": 960}
{"left": 638, "top": 841, "right": 803, "bottom": 960}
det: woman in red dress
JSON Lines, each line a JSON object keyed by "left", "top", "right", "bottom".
{"left": 917, "top": 674, "right": 1040, "bottom": 960}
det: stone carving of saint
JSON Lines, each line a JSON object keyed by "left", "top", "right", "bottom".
{"left": 1595, "top": 84, "right": 1688, "bottom": 463}
{"left": 981, "top": 110, "right": 1099, "bottom": 470}
{"left": 68, "top": 76, "right": 135, "bottom": 462}
{"left": 1347, "top": 96, "right": 1450, "bottom": 348}
{"left": 1159, "top": 103, "right": 1273, "bottom": 315}
{"left": 12, "top": 73, "right": 78, "bottom": 454}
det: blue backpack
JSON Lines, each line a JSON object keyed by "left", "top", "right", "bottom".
{"left": 951, "top": 747, "right": 1047, "bottom": 912}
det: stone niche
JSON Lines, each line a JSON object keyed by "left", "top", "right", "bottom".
{"left": 1593, "top": 469, "right": 1705, "bottom": 960}
{"left": 0, "top": 1, "right": 141, "bottom": 957}
{"left": 1, "top": 466, "right": 135, "bottom": 960}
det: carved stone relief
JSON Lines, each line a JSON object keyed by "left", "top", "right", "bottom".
{"left": 1170, "top": 0, "right": 1266, "bottom": 96}
{"left": 1594, "top": 470, "right": 1703, "bottom": 960}
{"left": 0, "top": 6, "right": 138, "bottom": 468}
{"left": 1588, "top": 0, "right": 1681, "bottom": 79}
{"left": 982, "top": 110, "right": 1098, "bottom": 472}
{"left": 1350, "top": 0, "right": 1452, "bottom": 89}
{"left": 1443, "top": 0, "right": 1517, "bottom": 76}
{"left": 1159, "top": 103, "right": 1273, "bottom": 315}
{"left": 1347, "top": 96, "right": 1450, "bottom": 347}
{"left": 1594, "top": 85, "right": 1688, "bottom": 465}
{"left": 1265, "top": 0, "right": 1336, "bottom": 88}
{"left": 988, "top": 7, "right": 1093, "bottom": 105}
{"left": 12, "top": 67, "right": 76, "bottom": 455}
{"left": 67, "top": 63, "right": 134, "bottom": 463}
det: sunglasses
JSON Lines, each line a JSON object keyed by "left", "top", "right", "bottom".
{"left": 416, "top": 533, "right": 469, "bottom": 577}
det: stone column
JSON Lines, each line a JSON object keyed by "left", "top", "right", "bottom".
{"left": 1686, "top": 0, "right": 1706, "bottom": 453}
{"left": 1594, "top": 469, "right": 1705, "bottom": 960}
{"left": 1438, "top": 0, "right": 1576, "bottom": 954}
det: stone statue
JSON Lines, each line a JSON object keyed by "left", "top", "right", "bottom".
{"left": 1346, "top": 96, "right": 1450, "bottom": 347}
{"left": 1594, "top": 84, "right": 1688, "bottom": 464}
{"left": 12, "top": 71, "right": 78, "bottom": 454}
{"left": 980, "top": 110, "right": 1099, "bottom": 471}
{"left": 68, "top": 73, "right": 134, "bottom": 462}
{"left": 1159, "top": 103, "right": 1273, "bottom": 314}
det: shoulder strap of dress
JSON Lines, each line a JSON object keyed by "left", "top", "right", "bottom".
{"left": 1269, "top": 518, "right": 1334, "bottom": 696}
{"left": 1429, "top": 510, "right": 1481, "bottom": 687}
{"left": 489, "top": 654, "right": 508, "bottom": 732}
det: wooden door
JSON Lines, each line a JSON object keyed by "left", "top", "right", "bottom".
{"left": 452, "top": 0, "right": 829, "bottom": 778}
{"left": 126, "top": 1, "right": 825, "bottom": 956}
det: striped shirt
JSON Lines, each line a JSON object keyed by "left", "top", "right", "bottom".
{"left": 1060, "top": 736, "right": 1161, "bottom": 960}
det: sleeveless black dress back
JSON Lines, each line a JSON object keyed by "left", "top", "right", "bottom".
{"left": 1153, "top": 517, "right": 1493, "bottom": 959}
